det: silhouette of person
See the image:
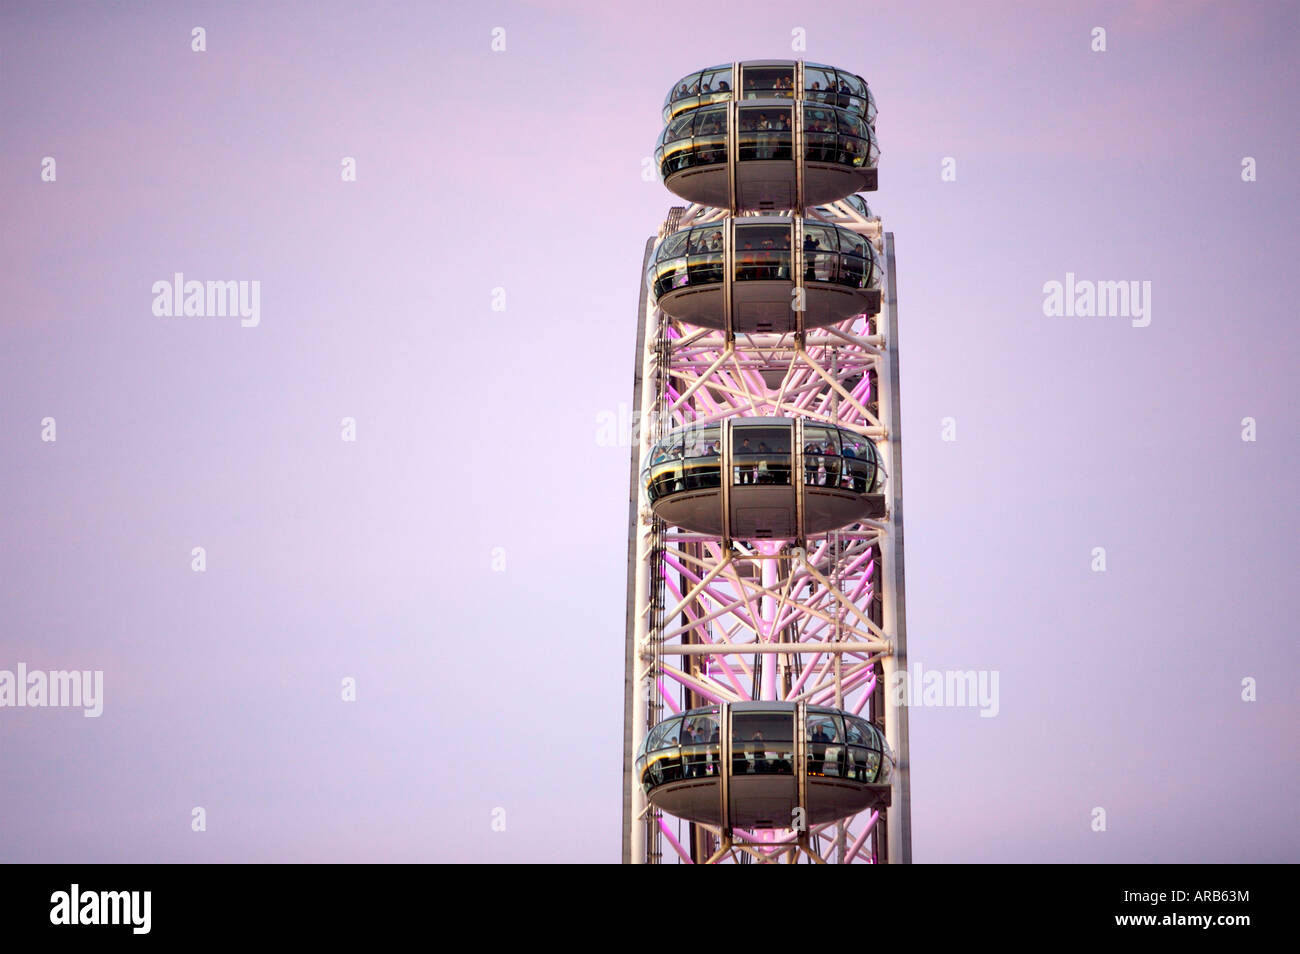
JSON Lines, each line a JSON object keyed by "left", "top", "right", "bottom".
{"left": 809, "top": 723, "right": 830, "bottom": 775}
{"left": 804, "top": 441, "right": 820, "bottom": 484}
{"left": 732, "top": 729, "right": 748, "bottom": 775}
{"left": 822, "top": 440, "right": 839, "bottom": 487}
{"left": 804, "top": 234, "right": 820, "bottom": 281}
{"left": 842, "top": 442, "right": 862, "bottom": 491}
{"left": 737, "top": 437, "right": 754, "bottom": 484}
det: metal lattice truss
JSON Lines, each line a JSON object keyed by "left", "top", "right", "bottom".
{"left": 654, "top": 811, "right": 883, "bottom": 865}
{"left": 641, "top": 532, "right": 888, "bottom": 707}
{"left": 624, "top": 199, "right": 912, "bottom": 864}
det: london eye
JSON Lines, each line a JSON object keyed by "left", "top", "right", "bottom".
{"left": 623, "top": 60, "right": 912, "bottom": 864}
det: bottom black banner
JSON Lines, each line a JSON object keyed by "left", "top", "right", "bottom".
{"left": 1, "top": 863, "right": 1284, "bottom": 940}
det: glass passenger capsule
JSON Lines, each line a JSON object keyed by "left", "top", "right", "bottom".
{"left": 656, "top": 62, "right": 879, "bottom": 210}
{"left": 647, "top": 214, "right": 881, "bottom": 333}
{"left": 662, "top": 62, "right": 877, "bottom": 126}
{"left": 635, "top": 701, "right": 893, "bottom": 830}
{"left": 642, "top": 418, "right": 885, "bottom": 539}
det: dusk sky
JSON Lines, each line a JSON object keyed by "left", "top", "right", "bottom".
{"left": 1, "top": 0, "right": 1296, "bottom": 862}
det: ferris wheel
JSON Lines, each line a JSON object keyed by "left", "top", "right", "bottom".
{"left": 622, "top": 60, "right": 912, "bottom": 864}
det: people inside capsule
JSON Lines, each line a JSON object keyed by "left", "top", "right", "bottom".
{"left": 743, "top": 72, "right": 785, "bottom": 100}
{"left": 734, "top": 226, "right": 790, "bottom": 281}
{"left": 808, "top": 715, "right": 844, "bottom": 776}
{"left": 665, "top": 63, "right": 872, "bottom": 121}
{"left": 638, "top": 705, "right": 890, "bottom": 811}
{"left": 803, "top": 439, "right": 820, "bottom": 484}
{"left": 731, "top": 727, "right": 748, "bottom": 775}
{"left": 656, "top": 98, "right": 876, "bottom": 183}
{"left": 736, "top": 106, "right": 793, "bottom": 162}
{"left": 730, "top": 427, "right": 791, "bottom": 487}
{"left": 697, "top": 716, "right": 718, "bottom": 776}
{"left": 841, "top": 434, "right": 875, "bottom": 492}
{"left": 821, "top": 439, "right": 840, "bottom": 487}
{"left": 644, "top": 421, "right": 882, "bottom": 515}
{"left": 751, "top": 732, "right": 768, "bottom": 773}
{"left": 805, "top": 107, "right": 836, "bottom": 162}
{"left": 731, "top": 436, "right": 761, "bottom": 484}
{"left": 846, "top": 718, "right": 880, "bottom": 781}
{"left": 649, "top": 219, "right": 877, "bottom": 304}
{"left": 680, "top": 721, "right": 699, "bottom": 777}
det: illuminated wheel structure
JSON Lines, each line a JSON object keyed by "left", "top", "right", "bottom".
{"left": 622, "top": 60, "right": 911, "bottom": 864}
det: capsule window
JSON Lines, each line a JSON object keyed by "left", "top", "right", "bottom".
{"left": 845, "top": 719, "right": 866, "bottom": 745}
{"left": 737, "top": 106, "right": 792, "bottom": 133}
{"left": 683, "top": 425, "right": 720, "bottom": 458}
{"left": 835, "top": 111, "right": 875, "bottom": 168}
{"left": 807, "top": 712, "right": 845, "bottom": 777}
{"left": 849, "top": 746, "right": 881, "bottom": 782}
{"left": 841, "top": 73, "right": 868, "bottom": 106}
{"left": 649, "top": 258, "right": 684, "bottom": 297}
{"left": 802, "top": 426, "right": 843, "bottom": 487}
{"left": 682, "top": 232, "right": 724, "bottom": 288}
{"left": 803, "top": 65, "right": 836, "bottom": 102}
{"left": 802, "top": 225, "right": 840, "bottom": 283}
{"left": 740, "top": 65, "right": 794, "bottom": 99}
{"left": 732, "top": 711, "right": 794, "bottom": 777}
{"left": 688, "top": 715, "right": 719, "bottom": 743}
{"left": 808, "top": 713, "right": 843, "bottom": 743}
{"left": 734, "top": 224, "right": 791, "bottom": 281}
{"left": 690, "top": 227, "right": 724, "bottom": 255}
{"left": 803, "top": 224, "right": 839, "bottom": 253}
{"left": 674, "top": 72, "right": 703, "bottom": 100}
{"left": 827, "top": 75, "right": 854, "bottom": 110}
{"left": 839, "top": 111, "right": 870, "bottom": 141}
{"left": 680, "top": 427, "right": 721, "bottom": 491}
{"left": 694, "top": 104, "right": 726, "bottom": 137}
{"left": 736, "top": 106, "right": 792, "bottom": 161}
{"left": 839, "top": 436, "right": 879, "bottom": 492}
{"left": 686, "top": 226, "right": 722, "bottom": 258}
{"left": 838, "top": 233, "right": 872, "bottom": 289}
{"left": 659, "top": 229, "right": 690, "bottom": 261}
{"left": 648, "top": 717, "right": 683, "bottom": 751}
{"left": 698, "top": 66, "right": 733, "bottom": 99}
{"left": 732, "top": 425, "right": 791, "bottom": 486}
{"left": 680, "top": 714, "right": 718, "bottom": 750}
{"left": 680, "top": 105, "right": 728, "bottom": 172}
{"left": 664, "top": 111, "right": 697, "bottom": 144}
{"left": 803, "top": 106, "right": 839, "bottom": 163}
{"left": 848, "top": 716, "right": 882, "bottom": 750}
{"left": 803, "top": 105, "right": 839, "bottom": 132}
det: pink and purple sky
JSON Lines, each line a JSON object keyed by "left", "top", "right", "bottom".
{"left": 1, "top": 0, "right": 1296, "bottom": 861}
